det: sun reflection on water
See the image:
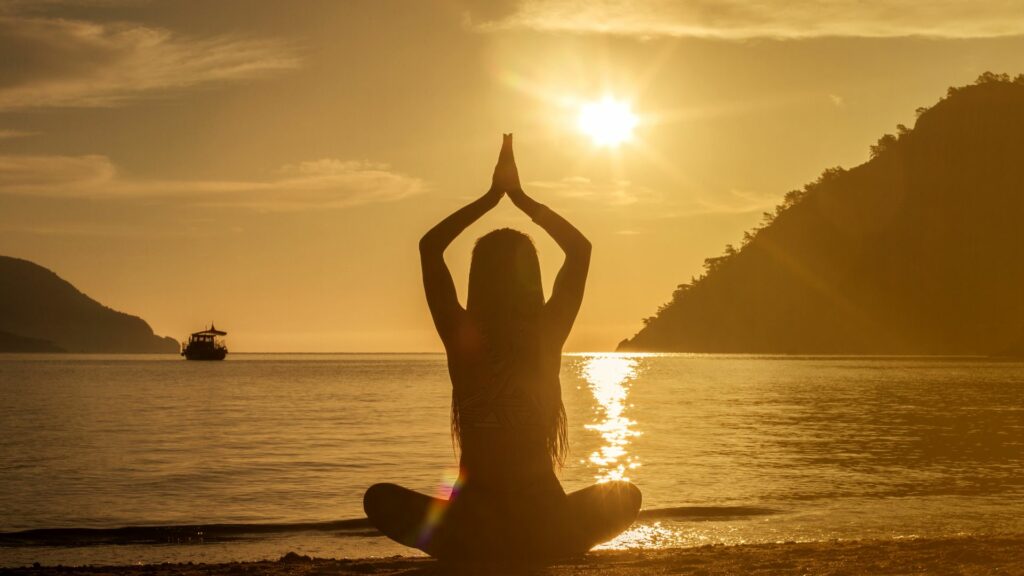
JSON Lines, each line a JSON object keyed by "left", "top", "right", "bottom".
{"left": 580, "top": 354, "right": 642, "bottom": 483}
{"left": 579, "top": 354, "right": 691, "bottom": 551}
{"left": 594, "top": 522, "right": 684, "bottom": 550}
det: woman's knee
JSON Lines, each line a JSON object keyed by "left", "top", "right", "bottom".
{"left": 622, "top": 481, "right": 642, "bottom": 514}
{"left": 596, "top": 481, "right": 642, "bottom": 516}
{"left": 567, "top": 481, "right": 643, "bottom": 529}
{"left": 363, "top": 482, "right": 400, "bottom": 519}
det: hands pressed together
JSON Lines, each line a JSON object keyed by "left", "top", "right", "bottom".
{"left": 488, "top": 133, "right": 531, "bottom": 209}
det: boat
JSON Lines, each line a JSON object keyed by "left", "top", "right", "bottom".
{"left": 181, "top": 324, "right": 228, "bottom": 360}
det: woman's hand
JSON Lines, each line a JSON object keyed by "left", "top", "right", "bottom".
{"left": 488, "top": 132, "right": 542, "bottom": 214}
{"left": 491, "top": 133, "right": 522, "bottom": 194}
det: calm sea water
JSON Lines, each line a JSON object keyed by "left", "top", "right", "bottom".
{"left": 1, "top": 353, "right": 1022, "bottom": 566}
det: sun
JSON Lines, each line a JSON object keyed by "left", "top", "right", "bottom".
{"left": 578, "top": 97, "right": 638, "bottom": 147}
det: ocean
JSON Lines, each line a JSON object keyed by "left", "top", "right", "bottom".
{"left": 1, "top": 353, "right": 1022, "bottom": 566}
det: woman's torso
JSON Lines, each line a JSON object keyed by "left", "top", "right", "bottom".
{"left": 446, "top": 316, "right": 564, "bottom": 496}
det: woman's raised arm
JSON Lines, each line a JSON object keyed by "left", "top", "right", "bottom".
{"left": 419, "top": 146, "right": 507, "bottom": 345}
{"left": 501, "top": 137, "right": 592, "bottom": 342}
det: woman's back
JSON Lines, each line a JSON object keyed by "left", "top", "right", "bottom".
{"left": 446, "top": 311, "right": 564, "bottom": 492}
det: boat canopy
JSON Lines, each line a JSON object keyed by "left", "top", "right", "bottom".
{"left": 191, "top": 323, "right": 227, "bottom": 337}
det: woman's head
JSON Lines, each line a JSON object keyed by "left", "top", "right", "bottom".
{"left": 467, "top": 228, "right": 544, "bottom": 320}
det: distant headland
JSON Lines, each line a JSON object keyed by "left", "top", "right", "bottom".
{"left": 0, "top": 256, "right": 179, "bottom": 353}
{"left": 619, "top": 73, "right": 1024, "bottom": 355}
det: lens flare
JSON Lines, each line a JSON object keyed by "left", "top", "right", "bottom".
{"left": 416, "top": 469, "right": 463, "bottom": 548}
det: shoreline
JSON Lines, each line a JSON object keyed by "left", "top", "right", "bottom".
{"left": 5, "top": 535, "right": 1023, "bottom": 575}
{"left": 0, "top": 506, "right": 783, "bottom": 547}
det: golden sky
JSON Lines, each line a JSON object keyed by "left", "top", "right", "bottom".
{"left": 2, "top": 0, "right": 1023, "bottom": 352}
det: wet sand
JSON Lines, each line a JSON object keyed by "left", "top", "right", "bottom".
{"left": 6, "top": 536, "right": 1022, "bottom": 575}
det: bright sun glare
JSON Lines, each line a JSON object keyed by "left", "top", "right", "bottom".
{"left": 578, "top": 97, "right": 638, "bottom": 147}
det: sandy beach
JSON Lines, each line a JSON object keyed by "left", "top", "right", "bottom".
{"left": 7, "top": 536, "right": 1022, "bottom": 575}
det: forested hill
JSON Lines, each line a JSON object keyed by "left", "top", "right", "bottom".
{"left": 0, "top": 256, "right": 180, "bottom": 353}
{"left": 619, "top": 73, "right": 1024, "bottom": 355}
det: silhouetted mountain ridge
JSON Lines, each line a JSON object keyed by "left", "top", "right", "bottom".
{"left": 619, "top": 73, "right": 1024, "bottom": 354}
{"left": 0, "top": 330, "right": 66, "bottom": 353}
{"left": 0, "top": 256, "right": 179, "bottom": 353}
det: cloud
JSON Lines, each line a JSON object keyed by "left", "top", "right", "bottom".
{"left": 0, "top": 129, "right": 36, "bottom": 139}
{"left": 0, "top": 154, "right": 116, "bottom": 189}
{"left": 687, "top": 188, "right": 780, "bottom": 215}
{"left": 0, "top": 154, "right": 426, "bottom": 211}
{"left": 528, "top": 176, "right": 662, "bottom": 206}
{"left": 471, "top": 0, "right": 1024, "bottom": 39}
{"left": 0, "top": 13, "right": 300, "bottom": 110}
{"left": 528, "top": 174, "right": 780, "bottom": 218}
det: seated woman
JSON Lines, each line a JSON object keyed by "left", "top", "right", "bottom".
{"left": 363, "top": 134, "right": 641, "bottom": 564}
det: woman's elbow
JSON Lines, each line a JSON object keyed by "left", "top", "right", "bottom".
{"left": 419, "top": 234, "right": 439, "bottom": 255}
{"left": 577, "top": 237, "right": 593, "bottom": 258}
{"left": 566, "top": 237, "right": 591, "bottom": 265}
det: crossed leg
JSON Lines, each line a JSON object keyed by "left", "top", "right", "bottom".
{"left": 363, "top": 480, "right": 641, "bottom": 563}
{"left": 564, "top": 481, "right": 644, "bottom": 550}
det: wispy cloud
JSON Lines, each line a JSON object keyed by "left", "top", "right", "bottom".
{"left": 0, "top": 12, "right": 299, "bottom": 110}
{"left": 471, "top": 0, "right": 1024, "bottom": 39}
{"left": 689, "top": 188, "right": 780, "bottom": 215}
{"left": 0, "top": 155, "right": 426, "bottom": 211}
{"left": 529, "top": 176, "right": 662, "bottom": 206}
{"left": 0, "top": 154, "right": 116, "bottom": 189}
{"left": 0, "top": 129, "right": 36, "bottom": 139}
{"left": 528, "top": 174, "right": 779, "bottom": 218}
{"left": 0, "top": 0, "right": 146, "bottom": 10}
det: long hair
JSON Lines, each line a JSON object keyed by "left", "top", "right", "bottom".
{"left": 452, "top": 228, "right": 568, "bottom": 467}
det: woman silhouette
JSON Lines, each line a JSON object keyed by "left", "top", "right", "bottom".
{"left": 363, "top": 134, "right": 641, "bottom": 563}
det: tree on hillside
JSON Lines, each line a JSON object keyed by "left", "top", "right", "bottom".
{"left": 619, "top": 73, "right": 1024, "bottom": 354}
